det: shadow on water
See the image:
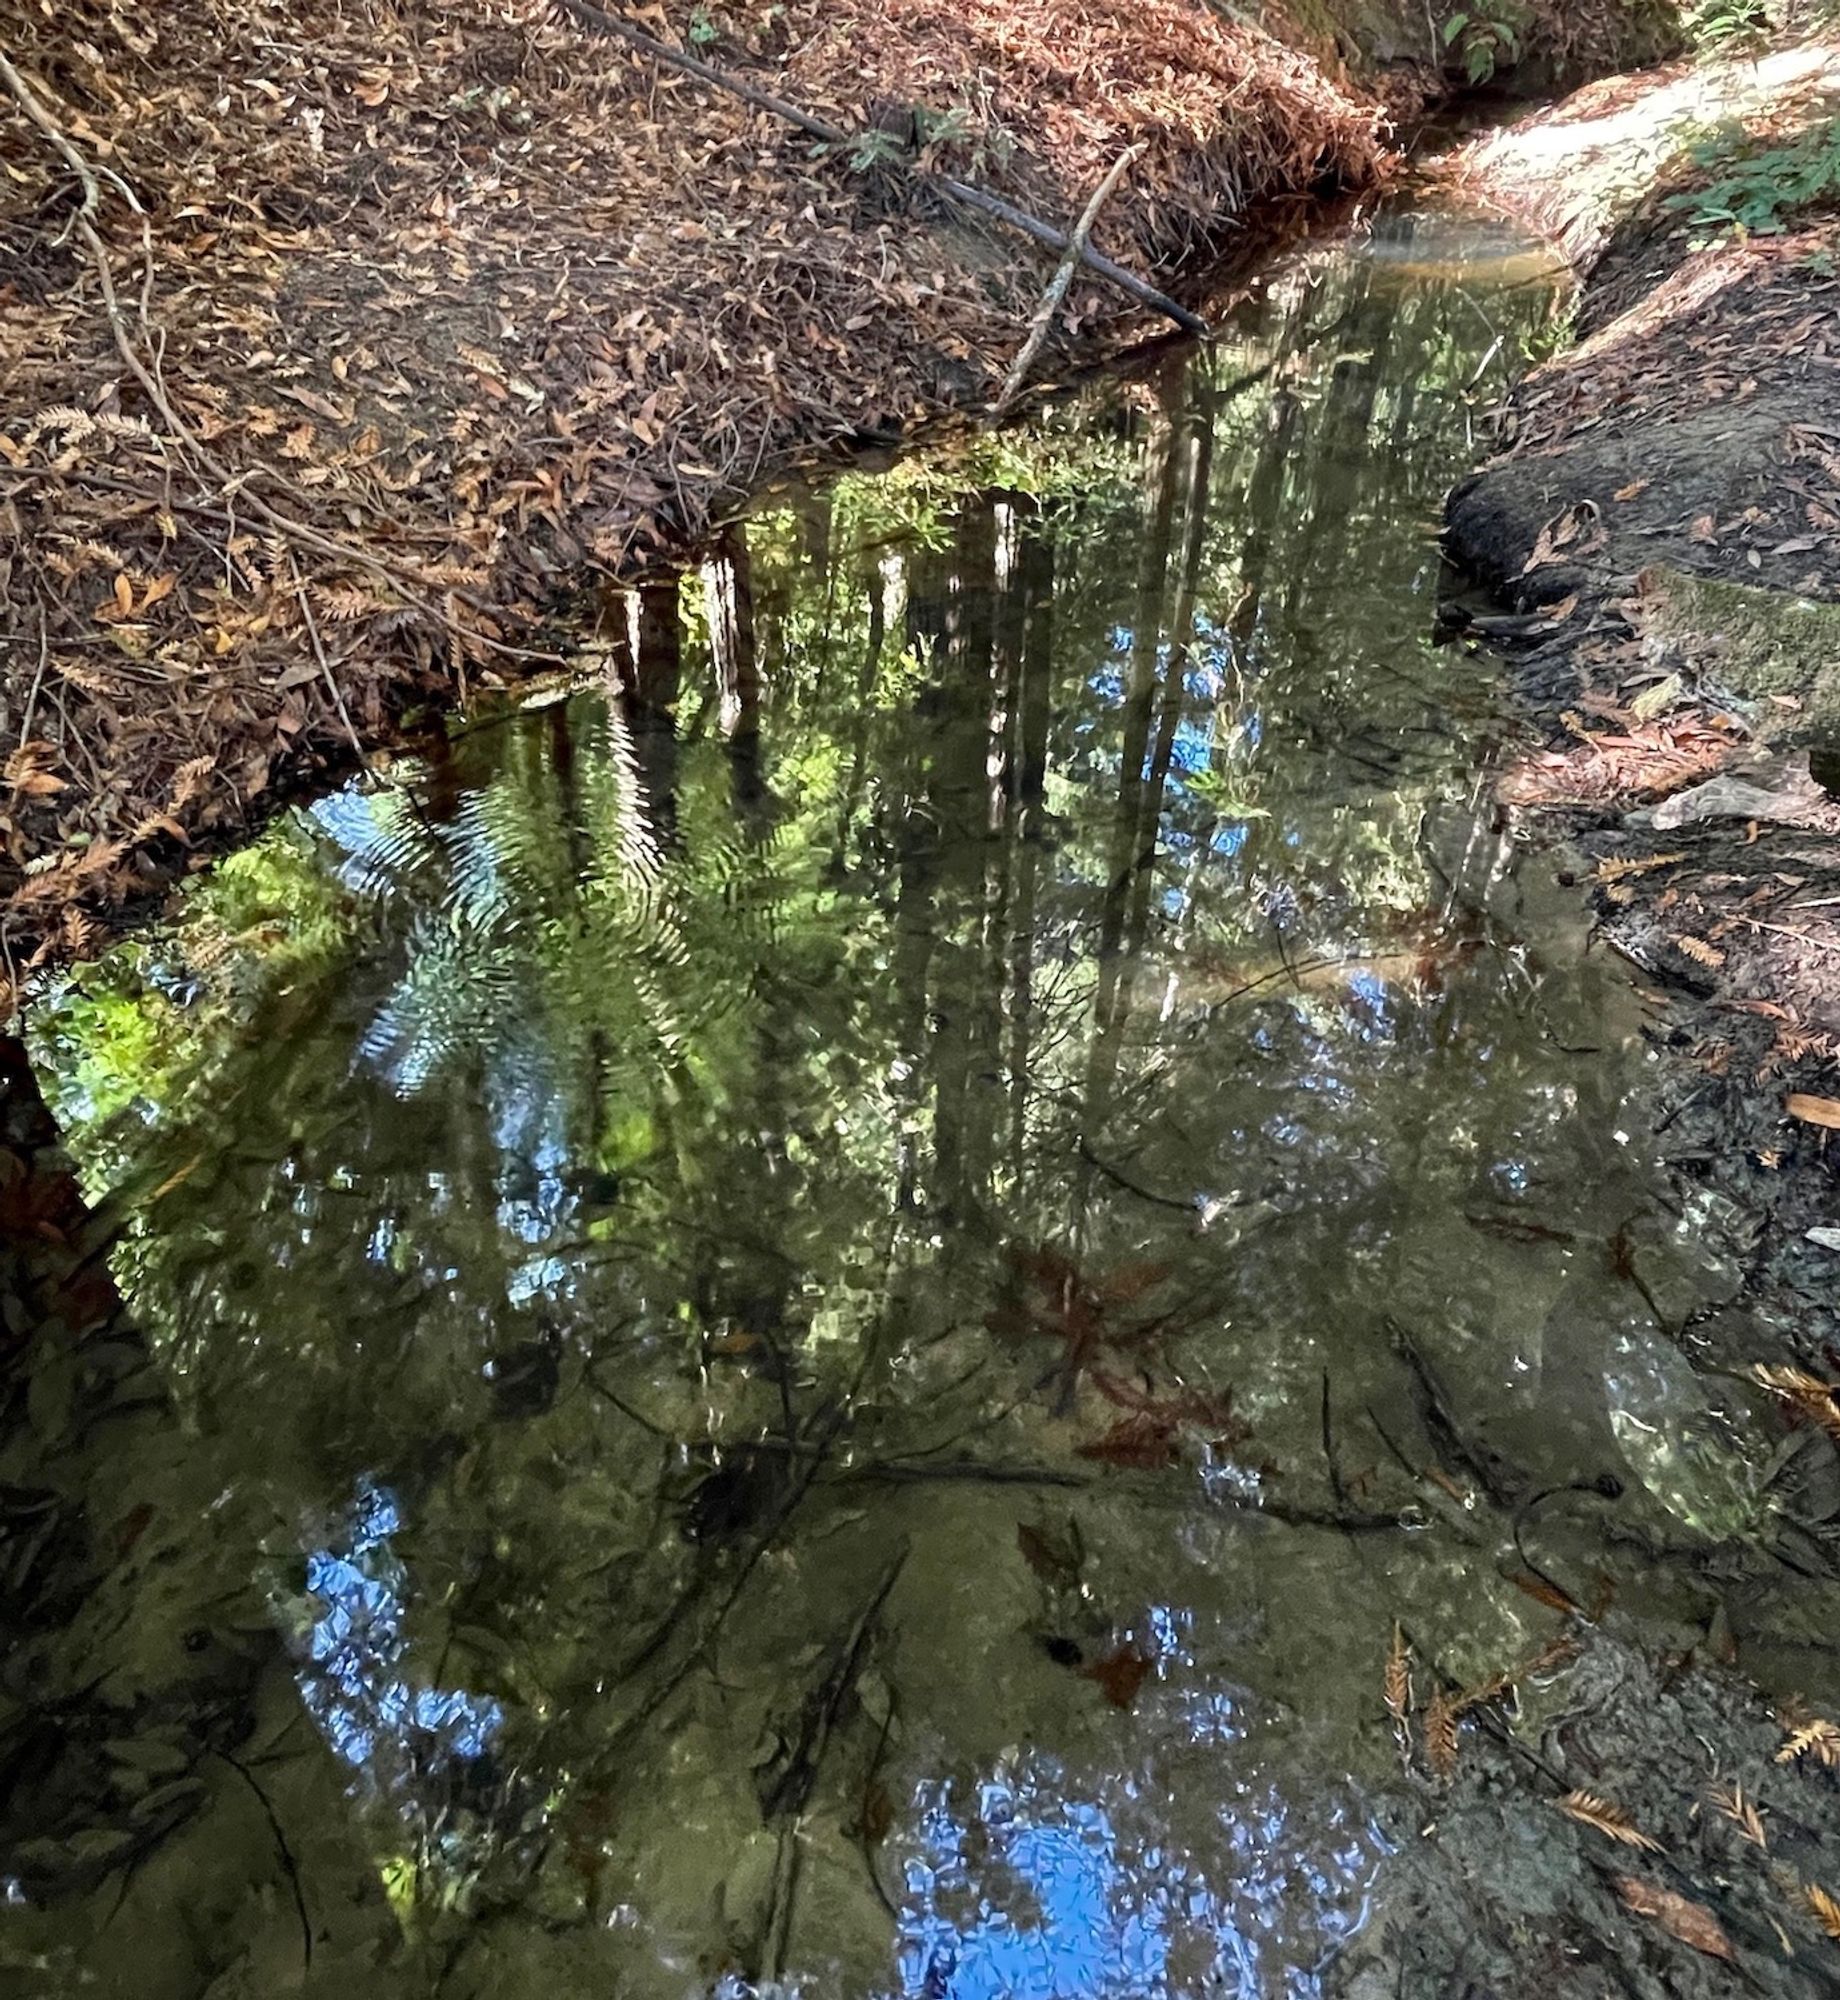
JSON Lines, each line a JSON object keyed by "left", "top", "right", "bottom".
{"left": 6, "top": 203, "right": 1839, "bottom": 1998}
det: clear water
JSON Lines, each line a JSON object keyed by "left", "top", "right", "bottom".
{"left": 4, "top": 204, "right": 1787, "bottom": 1997}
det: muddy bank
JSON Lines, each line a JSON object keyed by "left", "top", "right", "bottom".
{"left": 1445, "top": 57, "right": 1840, "bottom": 1425}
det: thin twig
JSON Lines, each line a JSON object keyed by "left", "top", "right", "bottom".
{"left": 18, "top": 603, "right": 51, "bottom": 751}
{"left": 290, "top": 556, "right": 366, "bottom": 764}
{"left": 212, "top": 1748, "right": 312, "bottom": 1973}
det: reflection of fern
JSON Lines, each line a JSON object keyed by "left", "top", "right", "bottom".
{"left": 333, "top": 713, "right": 814, "bottom": 1115}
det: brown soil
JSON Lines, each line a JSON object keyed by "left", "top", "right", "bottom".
{"left": 1443, "top": 70, "right": 1840, "bottom": 1381}
{"left": 0, "top": 0, "right": 1392, "bottom": 1011}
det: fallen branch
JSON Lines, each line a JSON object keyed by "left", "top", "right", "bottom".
{"left": 997, "top": 144, "right": 1144, "bottom": 410}
{"left": 546, "top": 0, "right": 1208, "bottom": 338}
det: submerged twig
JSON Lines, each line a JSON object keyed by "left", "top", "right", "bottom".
{"left": 757, "top": 1545, "right": 910, "bottom": 1982}
{"left": 212, "top": 1748, "right": 312, "bottom": 1973}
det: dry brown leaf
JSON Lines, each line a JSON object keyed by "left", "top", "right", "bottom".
{"left": 1594, "top": 851, "right": 1686, "bottom": 884}
{"left": 1787, "top": 1093, "right": 1840, "bottom": 1130}
{"left": 1806, "top": 1881, "right": 1840, "bottom": 1942}
{"left": 1613, "top": 477, "right": 1651, "bottom": 502}
{"left": 1557, "top": 1789, "right": 1663, "bottom": 1851}
{"left": 1672, "top": 933, "right": 1727, "bottom": 969}
{"left": 1776, "top": 1716, "right": 1840, "bottom": 1767}
{"left": 1614, "top": 1876, "right": 1733, "bottom": 1961}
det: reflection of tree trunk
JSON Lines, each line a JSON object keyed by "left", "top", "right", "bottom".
{"left": 1002, "top": 516, "right": 1055, "bottom": 1194}
{"left": 923, "top": 503, "right": 1001, "bottom": 1227}
{"left": 1083, "top": 365, "right": 1183, "bottom": 1113}
{"left": 703, "top": 531, "right": 771, "bottom": 835}
{"left": 830, "top": 547, "right": 895, "bottom": 878}
{"left": 1229, "top": 383, "right": 1300, "bottom": 660}
{"left": 1141, "top": 407, "right": 1215, "bottom": 856}
{"left": 1280, "top": 259, "right": 1391, "bottom": 631}
{"left": 545, "top": 702, "right": 610, "bottom": 1167}
{"left": 612, "top": 582, "right": 683, "bottom": 853}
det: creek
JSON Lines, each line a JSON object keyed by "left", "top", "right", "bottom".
{"left": 4, "top": 196, "right": 1818, "bottom": 1998}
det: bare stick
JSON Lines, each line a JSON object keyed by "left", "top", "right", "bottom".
{"left": 997, "top": 144, "right": 1144, "bottom": 410}
{"left": 290, "top": 555, "right": 367, "bottom": 764}
{"left": 546, "top": 0, "right": 1208, "bottom": 337}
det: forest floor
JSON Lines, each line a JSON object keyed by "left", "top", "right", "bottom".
{"left": 1445, "top": 52, "right": 1840, "bottom": 1420}
{"left": 0, "top": 0, "right": 1403, "bottom": 1009}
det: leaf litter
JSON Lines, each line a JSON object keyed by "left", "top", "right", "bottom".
{"left": 0, "top": 0, "right": 1382, "bottom": 1006}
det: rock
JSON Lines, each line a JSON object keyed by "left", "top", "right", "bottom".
{"left": 1648, "top": 753, "right": 1829, "bottom": 831}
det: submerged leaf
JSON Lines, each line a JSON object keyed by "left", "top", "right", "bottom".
{"left": 1806, "top": 1881, "right": 1840, "bottom": 1942}
{"left": 1557, "top": 1789, "right": 1663, "bottom": 1851}
{"left": 1082, "top": 1645, "right": 1152, "bottom": 1710}
{"left": 1776, "top": 1716, "right": 1840, "bottom": 1767}
{"left": 1709, "top": 1782, "right": 1767, "bottom": 1849}
{"left": 1614, "top": 1876, "right": 1733, "bottom": 1961}
{"left": 1384, "top": 1623, "right": 1411, "bottom": 1728}
{"left": 1424, "top": 1688, "right": 1459, "bottom": 1782}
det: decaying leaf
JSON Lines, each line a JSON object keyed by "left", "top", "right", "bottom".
{"left": 1082, "top": 1645, "right": 1151, "bottom": 1710}
{"left": 1424, "top": 1688, "right": 1459, "bottom": 1782}
{"left": 1521, "top": 499, "right": 1604, "bottom": 575}
{"left": 1016, "top": 1519, "right": 1083, "bottom": 1594}
{"left": 1615, "top": 1875, "right": 1734, "bottom": 1960}
{"left": 1384, "top": 1623, "right": 1411, "bottom": 1728}
{"left": 1557, "top": 1789, "right": 1663, "bottom": 1851}
{"left": 1671, "top": 932, "right": 1727, "bottom": 970}
{"left": 1709, "top": 1782, "right": 1767, "bottom": 1849}
{"left": 1593, "top": 850, "right": 1685, "bottom": 884}
{"left": 1615, "top": 1876, "right": 1733, "bottom": 1960}
{"left": 1806, "top": 1881, "right": 1840, "bottom": 1942}
{"left": 1629, "top": 673, "right": 1684, "bottom": 723}
{"left": 1508, "top": 1569, "right": 1579, "bottom": 1615}
{"left": 1787, "top": 1093, "right": 1840, "bottom": 1131}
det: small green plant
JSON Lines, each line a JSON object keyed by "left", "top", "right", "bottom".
{"left": 1667, "top": 116, "right": 1840, "bottom": 238}
{"left": 1682, "top": 0, "right": 1771, "bottom": 53}
{"left": 1438, "top": 4, "right": 1524, "bottom": 85}
{"left": 688, "top": 5, "right": 719, "bottom": 48}
{"left": 836, "top": 126, "right": 907, "bottom": 173}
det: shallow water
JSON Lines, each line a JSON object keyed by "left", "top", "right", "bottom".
{"left": 2, "top": 204, "right": 1795, "bottom": 1996}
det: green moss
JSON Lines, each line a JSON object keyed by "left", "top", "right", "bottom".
{"left": 1643, "top": 563, "right": 1840, "bottom": 725}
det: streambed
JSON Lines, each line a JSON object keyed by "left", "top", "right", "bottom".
{"left": 6, "top": 200, "right": 1839, "bottom": 1998}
